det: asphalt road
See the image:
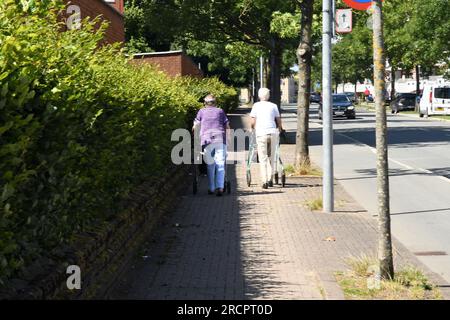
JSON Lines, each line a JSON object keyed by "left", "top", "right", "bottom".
{"left": 281, "top": 103, "right": 450, "bottom": 283}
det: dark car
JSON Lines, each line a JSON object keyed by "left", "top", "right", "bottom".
{"left": 310, "top": 92, "right": 321, "bottom": 103}
{"left": 318, "top": 94, "right": 356, "bottom": 120}
{"left": 344, "top": 92, "right": 357, "bottom": 103}
{"left": 390, "top": 93, "right": 417, "bottom": 113}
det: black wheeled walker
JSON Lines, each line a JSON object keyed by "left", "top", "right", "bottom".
{"left": 192, "top": 146, "right": 231, "bottom": 195}
{"left": 246, "top": 131, "right": 286, "bottom": 188}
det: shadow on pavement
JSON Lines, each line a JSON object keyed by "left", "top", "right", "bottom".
{"left": 336, "top": 167, "right": 450, "bottom": 181}
{"left": 107, "top": 108, "right": 304, "bottom": 300}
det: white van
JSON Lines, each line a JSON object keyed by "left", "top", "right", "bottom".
{"left": 419, "top": 83, "right": 450, "bottom": 117}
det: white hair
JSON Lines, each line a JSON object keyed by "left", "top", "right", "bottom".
{"left": 258, "top": 88, "right": 270, "bottom": 101}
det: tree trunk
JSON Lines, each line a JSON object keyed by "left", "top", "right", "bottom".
{"left": 254, "top": 68, "right": 260, "bottom": 104}
{"left": 415, "top": 65, "right": 420, "bottom": 95}
{"left": 269, "top": 41, "right": 282, "bottom": 110}
{"left": 391, "top": 66, "right": 396, "bottom": 100}
{"left": 295, "top": 0, "right": 313, "bottom": 167}
{"left": 372, "top": 0, "right": 394, "bottom": 280}
{"left": 415, "top": 65, "right": 420, "bottom": 111}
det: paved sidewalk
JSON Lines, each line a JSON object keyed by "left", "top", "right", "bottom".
{"left": 108, "top": 109, "right": 450, "bottom": 300}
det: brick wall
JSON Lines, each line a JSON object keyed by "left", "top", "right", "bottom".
{"left": 63, "top": 0, "right": 125, "bottom": 45}
{"left": 106, "top": 0, "right": 124, "bottom": 14}
{"left": 182, "top": 55, "right": 204, "bottom": 78}
{"left": 0, "top": 165, "right": 190, "bottom": 299}
{"left": 132, "top": 51, "right": 203, "bottom": 78}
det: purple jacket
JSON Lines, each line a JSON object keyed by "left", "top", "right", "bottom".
{"left": 194, "top": 106, "right": 229, "bottom": 146}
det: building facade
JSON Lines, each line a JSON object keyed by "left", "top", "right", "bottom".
{"left": 63, "top": 0, "right": 125, "bottom": 45}
{"left": 281, "top": 76, "right": 298, "bottom": 104}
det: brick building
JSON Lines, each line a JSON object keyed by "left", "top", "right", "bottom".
{"left": 104, "top": 0, "right": 124, "bottom": 13}
{"left": 63, "top": 0, "right": 125, "bottom": 44}
{"left": 132, "top": 51, "right": 204, "bottom": 78}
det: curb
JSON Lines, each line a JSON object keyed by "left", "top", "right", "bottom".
{"left": 357, "top": 106, "right": 450, "bottom": 123}
{"left": 395, "top": 112, "right": 450, "bottom": 123}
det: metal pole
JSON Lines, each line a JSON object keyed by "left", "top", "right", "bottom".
{"left": 252, "top": 68, "right": 255, "bottom": 103}
{"left": 322, "top": 0, "right": 334, "bottom": 212}
{"left": 260, "top": 56, "right": 264, "bottom": 88}
{"left": 332, "top": 0, "right": 336, "bottom": 38}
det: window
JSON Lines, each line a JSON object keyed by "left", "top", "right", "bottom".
{"left": 434, "top": 87, "right": 450, "bottom": 99}
{"left": 333, "top": 95, "right": 349, "bottom": 103}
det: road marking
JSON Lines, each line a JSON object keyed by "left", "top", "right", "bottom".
{"left": 336, "top": 132, "right": 450, "bottom": 184}
{"left": 281, "top": 106, "right": 450, "bottom": 184}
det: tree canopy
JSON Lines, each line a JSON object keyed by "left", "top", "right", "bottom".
{"left": 331, "top": 0, "right": 450, "bottom": 86}
{"left": 124, "top": 0, "right": 301, "bottom": 89}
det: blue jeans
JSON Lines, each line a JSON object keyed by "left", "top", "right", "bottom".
{"left": 203, "top": 143, "right": 226, "bottom": 192}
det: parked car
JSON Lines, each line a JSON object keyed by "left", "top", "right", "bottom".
{"left": 344, "top": 92, "right": 357, "bottom": 103}
{"left": 419, "top": 83, "right": 450, "bottom": 117}
{"left": 310, "top": 92, "right": 321, "bottom": 103}
{"left": 318, "top": 94, "right": 355, "bottom": 120}
{"left": 390, "top": 93, "right": 416, "bottom": 113}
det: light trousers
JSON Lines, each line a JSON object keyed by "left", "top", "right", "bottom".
{"left": 203, "top": 143, "right": 226, "bottom": 191}
{"left": 256, "top": 132, "right": 280, "bottom": 183}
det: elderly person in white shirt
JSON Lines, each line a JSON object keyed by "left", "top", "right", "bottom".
{"left": 250, "top": 88, "right": 283, "bottom": 189}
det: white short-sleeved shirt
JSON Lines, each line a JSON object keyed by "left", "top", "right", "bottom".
{"left": 250, "top": 101, "right": 280, "bottom": 136}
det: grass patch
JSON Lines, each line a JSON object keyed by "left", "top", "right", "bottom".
{"left": 394, "top": 111, "right": 450, "bottom": 121}
{"left": 401, "top": 110, "right": 418, "bottom": 114}
{"left": 285, "top": 162, "right": 322, "bottom": 177}
{"left": 356, "top": 102, "right": 391, "bottom": 110}
{"left": 284, "top": 164, "right": 296, "bottom": 174}
{"left": 305, "top": 198, "right": 323, "bottom": 211}
{"left": 357, "top": 105, "right": 450, "bottom": 121}
{"left": 344, "top": 254, "right": 376, "bottom": 277}
{"left": 335, "top": 255, "right": 442, "bottom": 300}
{"left": 432, "top": 115, "right": 450, "bottom": 121}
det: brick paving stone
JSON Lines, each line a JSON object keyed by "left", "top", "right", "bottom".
{"left": 108, "top": 109, "right": 450, "bottom": 300}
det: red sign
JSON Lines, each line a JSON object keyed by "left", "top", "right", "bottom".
{"left": 343, "top": 0, "right": 372, "bottom": 11}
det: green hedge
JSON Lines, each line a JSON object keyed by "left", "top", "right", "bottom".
{"left": 179, "top": 77, "right": 239, "bottom": 113}
{"left": 0, "top": 0, "right": 236, "bottom": 283}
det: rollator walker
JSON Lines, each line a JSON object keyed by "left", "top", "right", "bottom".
{"left": 246, "top": 130, "right": 286, "bottom": 188}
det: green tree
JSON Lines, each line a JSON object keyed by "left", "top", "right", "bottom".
{"left": 186, "top": 40, "right": 263, "bottom": 88}
{"left": 125, "top": 0, "right": 300, "bottom": 105}
{"left": 384, "top": 0, "right": 450, "bottom": 94}
{"left": 331, "top": 7, "right": 373, "bottom": 96}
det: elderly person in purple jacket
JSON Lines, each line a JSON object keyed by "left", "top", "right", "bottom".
{"left": 192, "top": 94, "right": 230, "bottom": 196}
